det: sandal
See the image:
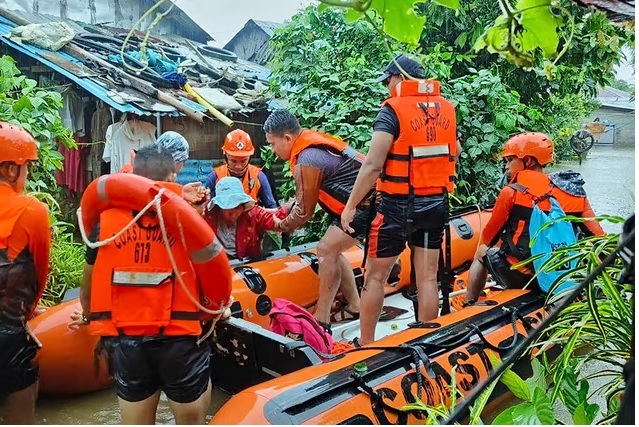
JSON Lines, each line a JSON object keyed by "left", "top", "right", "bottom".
{"left": 379, "top": 305, "right": 408, "bottom": 321}
{"left": 330, "top": 299, "right": 360, "bottom": 323}
{"left": 317, "top": 320, "right": 332, "bottom": 335}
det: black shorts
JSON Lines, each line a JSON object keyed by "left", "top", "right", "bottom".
{"left": 0, "top": 324, "right": 39, "bottom": 402}
{"left": 368, "top": 195, "right": 448, "bottom": 258}
{"left": 331, "top": 206, "right": 370, "bottom": 240}
{"left": 483, "top": 248, "right": 538, "bottom": 290}
{"left": 103, "top": 335, "right": 210, "bottom": 403}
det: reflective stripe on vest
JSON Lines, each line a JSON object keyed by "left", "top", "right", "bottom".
{"left": 215, "top": 164, "right": 262, "bottom": 201}
{"left": 377, "top": 80, "right": 457, "bottom": 197}
{"left": 112, "top": 271, "right": 173, "bottom": 286}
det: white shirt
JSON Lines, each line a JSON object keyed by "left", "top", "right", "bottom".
{"left": 103, "top": 119, "right": 156, "bottom": 173}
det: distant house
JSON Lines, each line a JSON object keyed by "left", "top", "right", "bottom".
{"left": 224, "top": 19, "right": 282, "bottom": 66}
{"left": 0, "top": 0, "right": 213, "bottom": 43}
{"left": 588, "top": 86, "right": 635, "bottom": 145}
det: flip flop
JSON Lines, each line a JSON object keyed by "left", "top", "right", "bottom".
{"left": 379, "top": 305, "right": 408, "bottom": 321}
{"left": 330, "top": 300, "right": 360, "bottom": 323}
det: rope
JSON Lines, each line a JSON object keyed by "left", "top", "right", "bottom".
{"left": 76, "top": 188, "right": 233, "bottom": 345}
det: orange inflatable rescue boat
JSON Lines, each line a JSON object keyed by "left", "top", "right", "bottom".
{"left": 30, "top": 199, "right": 490, "bottom": 396}
{"left": 210, "top": 272, "right": 550, "bottom": 425}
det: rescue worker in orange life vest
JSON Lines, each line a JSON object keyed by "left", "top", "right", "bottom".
{"left": 264, "top": 109, "right": 370, "bottom": 335}
{"left": 205, "top": 129, "right": 277, "bottom": 208}
{"left": 0, "top": 122, "right": 51, "bottom": 425}
{"left": 69, "top": 145, "right": 215, "bottom": 425}
{"left": 342, "top": 55, "right": 461, "bottom": 346}
{"left": 464, "top": 133, "right": 605, "bottom": 305}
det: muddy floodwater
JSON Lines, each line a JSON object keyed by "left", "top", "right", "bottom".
{"left": 33, "top": 144, "right": 635, "bottom": 424}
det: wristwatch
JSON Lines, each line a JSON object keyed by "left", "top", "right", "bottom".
{"left": 81, "top": 313, "right": 90, "bottom": 324}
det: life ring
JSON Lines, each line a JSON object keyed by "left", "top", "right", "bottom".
{"left": 79, "top": 173, "right": 232, "bottom": 312}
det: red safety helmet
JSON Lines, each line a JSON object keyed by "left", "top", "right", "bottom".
{"left": 501, "top": 132, "right": 554, "bottom": 166}
{"left": 0, "top": 121, "right": 38, "bottom": 165}
{"left": 222, "top": 129, "right": 254, "bottom": 157}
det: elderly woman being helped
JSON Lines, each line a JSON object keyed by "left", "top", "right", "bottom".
{"left": 205, "top": 177, "right": 287, "bottom": 259}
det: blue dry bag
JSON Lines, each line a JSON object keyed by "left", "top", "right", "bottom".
{"left": 529, "top": 197, "right": 578, "bottom": 294}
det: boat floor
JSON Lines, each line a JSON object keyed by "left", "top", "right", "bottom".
{"left": 330, "top": 278, "right": 501, "bottom": 344}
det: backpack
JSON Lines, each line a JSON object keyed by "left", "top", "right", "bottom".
{"left": 269, "top": 298, "right": 333, "bottom": 354}
{"left": 528, "top": 196, "right": 579, "bottom": 294}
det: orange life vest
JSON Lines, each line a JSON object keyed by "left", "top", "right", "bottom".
{"left": 0, "top": 192, "right": 38, "bottom": 326}
{"left": 89, "top": 184, "right": 202, "bottom": 337}
{"left": 502, "top": 169, "right": 593, "bottom": 267}
{"left": 215, "top": 163, "right": 262, "bottom": 201}
{"left": 289, "top": 129, "right": 366, "bottom": 217}
{"left": 377, "top": 80, "right": 457, "bottom": 197}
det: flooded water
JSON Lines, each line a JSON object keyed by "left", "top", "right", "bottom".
{"left": 549, "top": 145, "right": 635, "bottom": 234}
{"left": 31, "top": 144, "right": 635, "bottom": 424}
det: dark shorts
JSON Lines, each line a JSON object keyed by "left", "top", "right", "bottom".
{"left": 103, "top": 335, "right": 210, "bottom": 403}
{"left": 483, "top": 248, "right": 538, "bottom": 290}
{"left": 368, "top": 195, "right": 448, "bottom": 259}
{"left": 331, "top": 206, "right": 370, "bottom": 240}
{"left": 0, "top": 324, "right": 39, "bottom": 402}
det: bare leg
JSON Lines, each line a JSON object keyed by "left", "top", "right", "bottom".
{"left": 466, "top": 245, "right": 489, "bottom": 304}
{"left": 169, "top": 381, "right": 211, "bottom": 425}
{"left": 2, "top": 381, "right": 38, "bottom": 425}
{"left": 359, "top": 256, "right": 397, "bottom": 345}
{"left": 412, "top": 246, "right": 441, "bottom": 322}
{"left": 118, "top": 390, "right": 161, "bottom": 425}
{"left": 314, "top": 225, "right": 359, "bottom": 324}
{"left": 337, "top": 254, "right": 360, "bottom": 311}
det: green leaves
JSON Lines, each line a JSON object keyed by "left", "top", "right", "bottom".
{"left": 516, "top": 0, "right": 561, "bottom": 58}
{"left": 320, "top": 0, "right": 459, "bottom": 45}
{"left": 473, "top": 0, "right": 565, "bottom": 68}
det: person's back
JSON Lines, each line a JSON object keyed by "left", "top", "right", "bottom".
{"left": 81, "top": 145, "right": 213, "bottom": 424}
{"left": 0, "top": 122, "right": 51, "bottom": 424}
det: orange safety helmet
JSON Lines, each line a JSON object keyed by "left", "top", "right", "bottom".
{"left": 0, "top": 121, "right": 38, "bottom": 165}
{"left": 222, "top": 129, "right": 254, "bottom": 157}
{"left": 501, "top": 132, "right": 554, "bottom": 166}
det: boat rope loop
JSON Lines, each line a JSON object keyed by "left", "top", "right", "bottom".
{"left": 348, "top": 343, "right": 437, "bottom": 413}
{"left": 467, "top": 307, "right": 522, "bottom": 352}
{"left": 77, "top": 189, "right": 233, "bottom": 345}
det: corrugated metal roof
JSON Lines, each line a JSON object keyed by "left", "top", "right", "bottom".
{"left": 0, "top": 14, "right": 181, "bottom": 116}
{"left": 572, "top": 0, "right": 634, "bottom": 22}
{"left": 597, "top": 86, "right": 635, "bottom": 111}
{"left": 250, "top": 20, "right": 283, "bottom": 37}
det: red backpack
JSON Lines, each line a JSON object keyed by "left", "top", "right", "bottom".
{"left": 269, "top": 298, "right": 333, "bottom": 354}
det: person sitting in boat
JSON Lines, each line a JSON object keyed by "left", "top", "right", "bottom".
{"left": 204, "top": 176, "right": 286, "bottom": 259}
{"left": 119, "top": 131, "right": 209, "bottom": 210}
{"left": 264, "top": 109, "right": 370, "bottom": 333}
{"left": 0, "top": 122, "right": 51, "bottom": 425}
{"left": 205, "top": 129, "right": 278, "bottom": 208}
{"left": 464, "top": 132, "right": 605, "bottom": 305}
{"left": 70, "top": 145, "right": 218, "bottom": 424}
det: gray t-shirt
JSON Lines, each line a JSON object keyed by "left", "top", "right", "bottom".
{"left": 217, "top": 221, "right": 237, "bottom": 258}
{"left": 296, "top": 147, "right": 342, "bottom": 177}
